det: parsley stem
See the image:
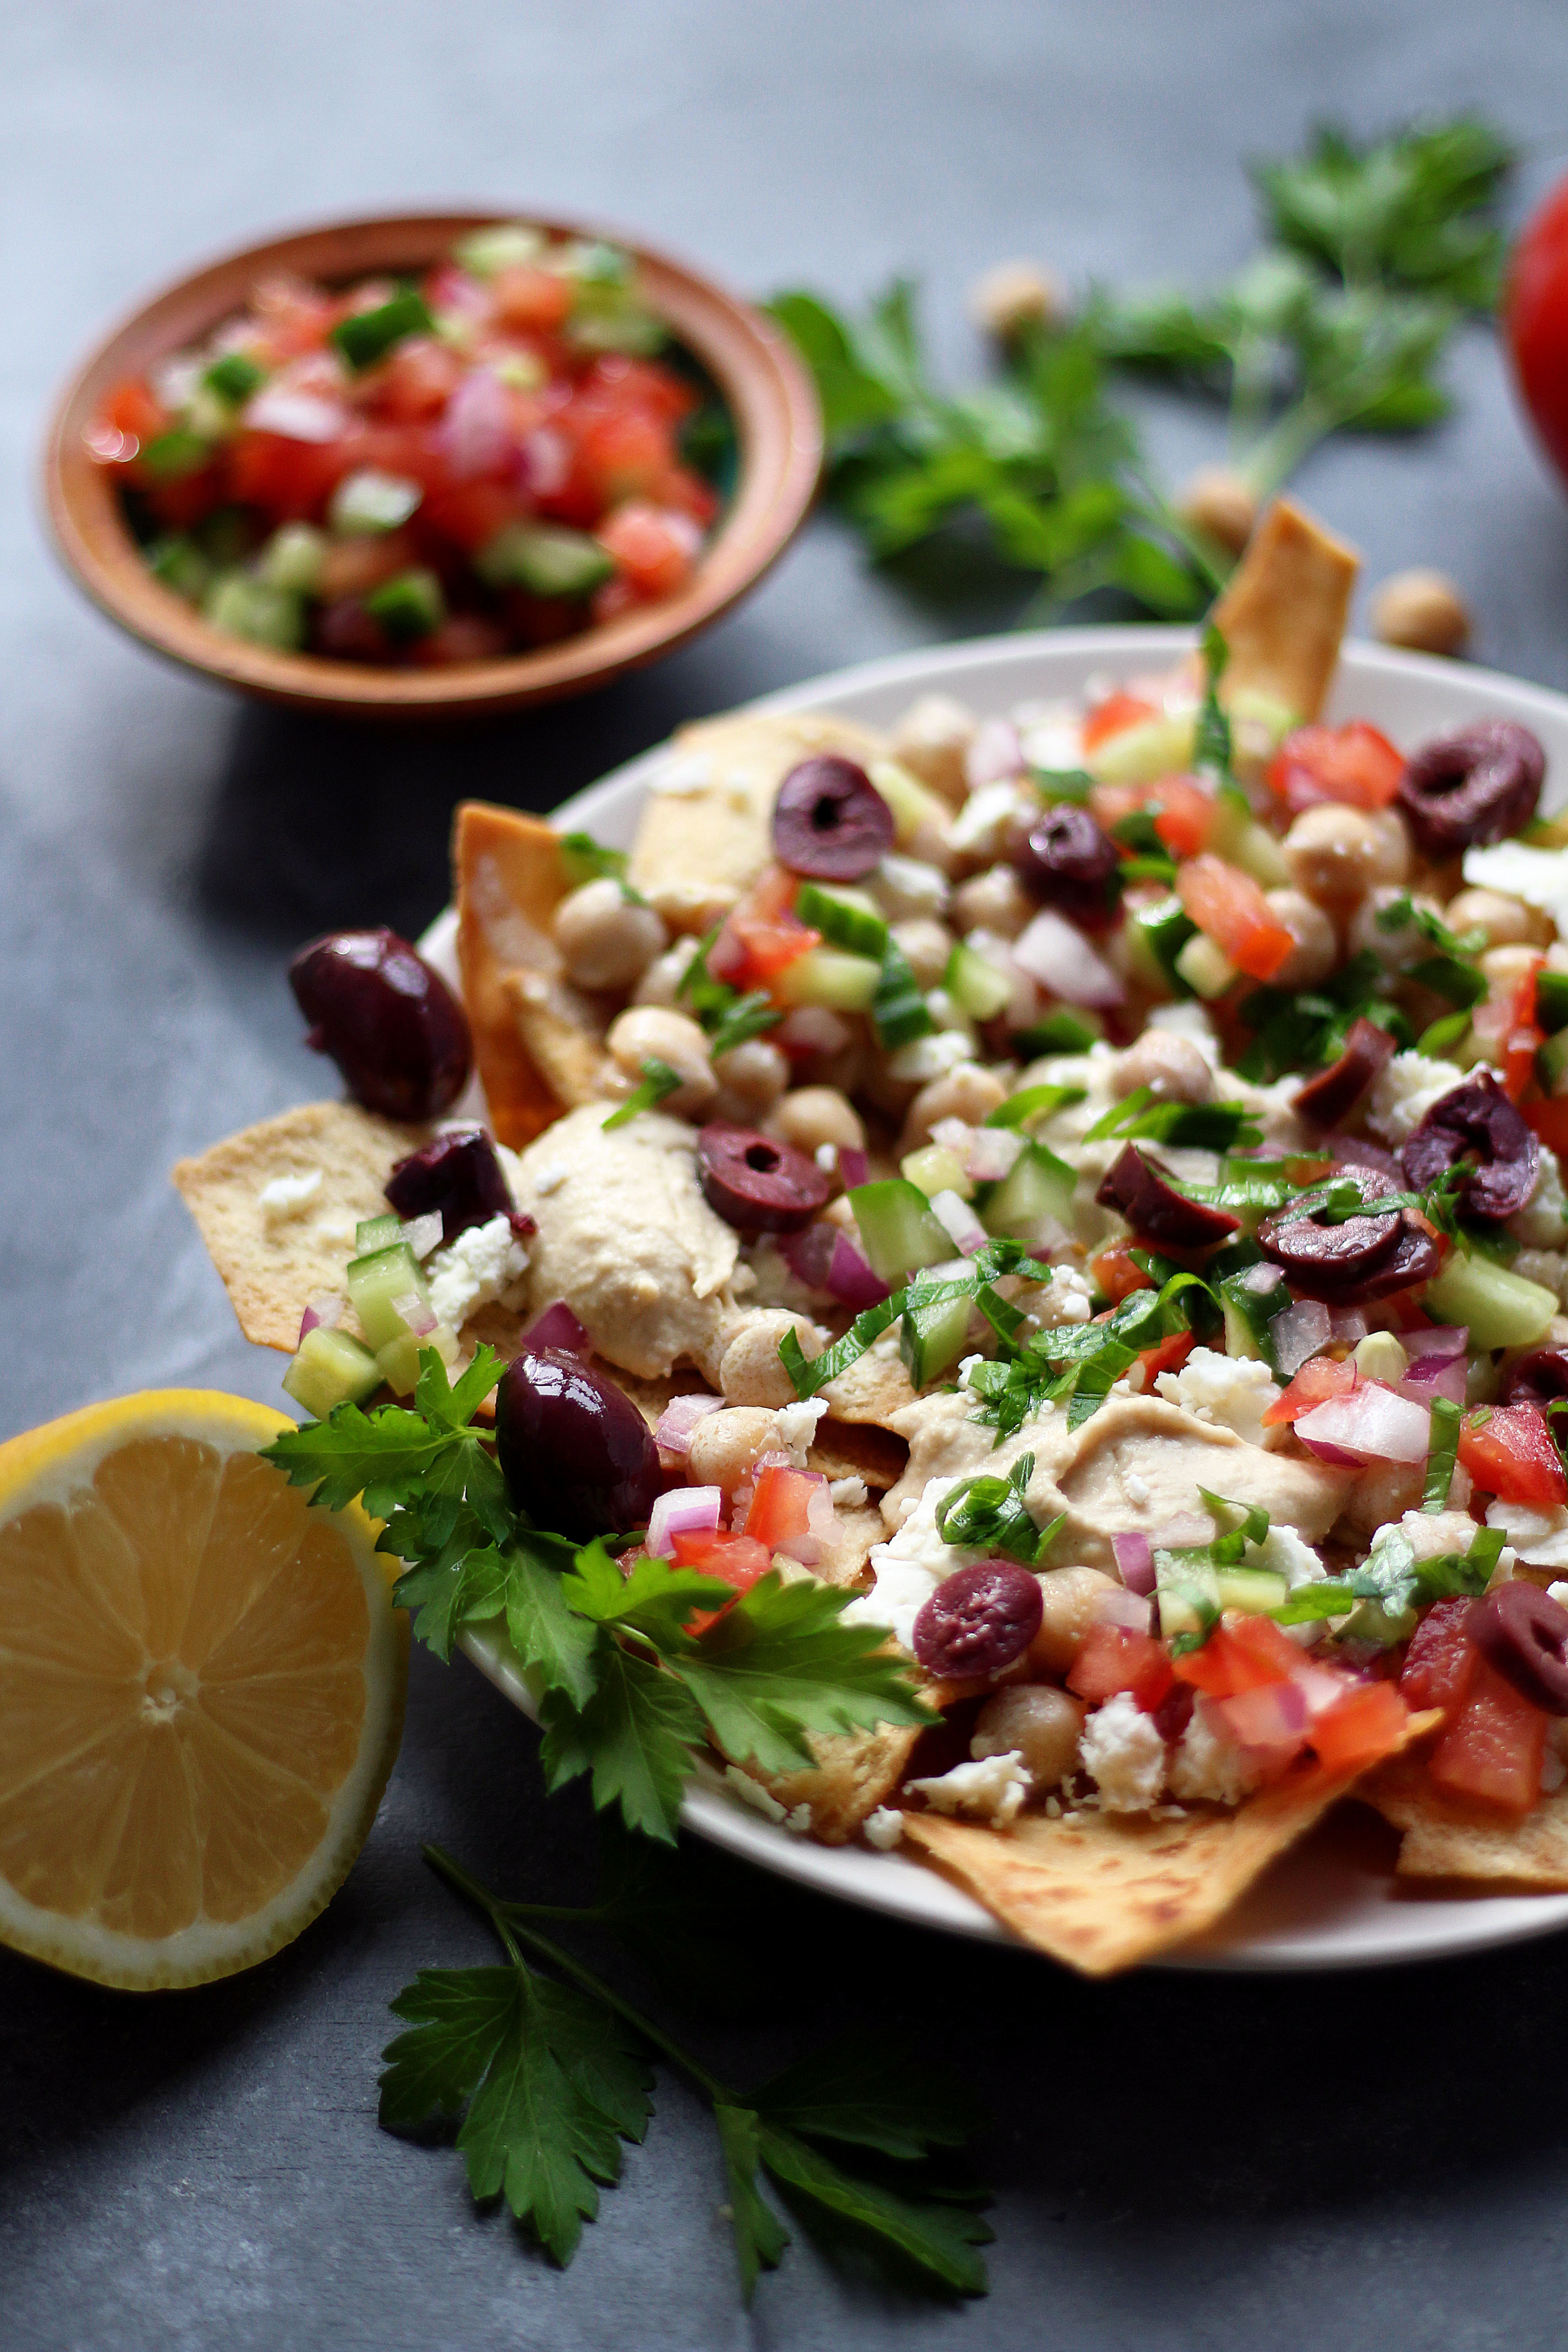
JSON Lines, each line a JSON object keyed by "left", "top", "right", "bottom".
{"left": 421, "top": 1843, "right": 733, "bottom": 2106}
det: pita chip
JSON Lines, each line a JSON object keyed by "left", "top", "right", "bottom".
{"left": 1368, "top": 1750, "right": 1568, "bottom": 1888}
{"left": 1209, "top": 494, "right": 1360, "bottom": 723}
{"left": 453, "top": 801, "right": 577, "bottom": 1149}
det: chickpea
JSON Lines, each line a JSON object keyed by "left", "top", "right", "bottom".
{"left": 1112, "top": 1030, "right": 1213, "bottom": 1106}
{"left": 605, "top": 1006, "right": 716, "bottom": 1116}
{"left": 771, "top": 1086, "right": 866, "bottom": 1157}
{"left": 1282, "top": 804, "right": 1382, "bottom": 907}
{"left": 969, "top": 258, "right": 1068, "bottom": 342}
{"left": 633, "top": 935, "right": 699, "bottom": 1008}
{"left": 1371, "top": 568, "right": 1471, "bottom": 658}
{"left": 1176, "top": 464, "right": 1257, "bottom": 559}
{"left": 687, "top": 1407, "right": 780, "bottom": 1495}
{"left": 902, "top": 1063, "right": 1008, "bottom": 1150}
{"left": 719, "top": 1312, "right": 821, "bottom": 1409}
{"left": 890, "top": 917, "right": 955, "bottom": 990}
{"left": 1481, "top": 943, "right": 1546, "bottom": 991}
{"left": 1347, "top": 885, "right": 1448, "bottom": 970}
{"left": 972, "top": 1684, "right": 1085, "bottom": 1789}
{"left": 890, "top": 693, "right": 977, "bottom": 806}
{"left": 1263, "top": 887, "right": 1339, "bottom": 987}
{"left": 1365, "top": 807, "right": 1412, "bottom": 887}
{"left": 1028, "top": 1565, "right": 1118, "bottom": 1675}
{"left": 951, "top": 864, "right": 1035, "bottom": 940}
{"left": 1445, "top": 887, "right": 1550, "bottom": 949}
{"left": 712, "top": 1036, "right": 789, "bottom": 1112}
{"left": 553, "top": 877, "right": 666, "bottom": 994}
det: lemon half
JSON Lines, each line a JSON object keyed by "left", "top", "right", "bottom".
{"left": 0, "top": 1390, "right": 407, "bottom": 1989}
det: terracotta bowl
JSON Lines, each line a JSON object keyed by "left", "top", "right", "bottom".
{"left": 42, "top": 210, "right": 823, "bottom": 719}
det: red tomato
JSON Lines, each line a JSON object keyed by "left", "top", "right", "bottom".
{"left": 1399, "top": 1597, "right": 1480, "bottom": 1715}
{"left": 1091, "top": 774, "right": 1216, "bottom": 858}
{"left": 420, "top": 480, "right": 529, "bottom": 553}
{"left": 577, "top": 408, "right": 673, "bottom": 504}
{"left": 1266, "top": 723, "right": 1405, "bottom": 815}
{"left": 1226, "top": 1615, "right": 1315, "bottom": 1683}
{"left": 367, "top": 337, "right": 464, "bottom": 421}
{"left": 1456, "top": 1403, "right": 1568, "bottom": 1505}
{"left": 408, "top": 616, "right": 510, "bottom": 666}
{"left": 1173, "top": 1621, "right": 1293, "bottom": 1699}
{"left": 669, "top": 1527, "right": 772, "bottom": 1633}
{"left": 596, "top": 502, "right": 700, "bottom": 599}
{"left": 92, "top": 376, "right": 167, "bottom": 461}
{"left": 1067, "top": 1625, "right": 1175, "bottom": 1712}
{"left": 1083, "top": 692, "right": 1156, "bottom": 752}
{"left": 1136, "top": 1330, "right": 1196, "bottom": 1384}
{"left": 742, "top": 1465, "right": 822, "bottom": 1551}
{"left": 317, "top": 531, "right": 419, "bottom": 602}
{"left": 1429, "top": 1656, "right": 1547, "bottom": 1813}
{"left": 250, "top": 274, "right": 340, "bottom": 359}
{"left": 228, "top": 429, "right": 361, "bottom": 520}
{"left": 1176, "top": 854, "right": 1296, "bottom": 983}
{"left": 1309, "top": 1679, "right": 1410, "bottom": 1775}
{"left": 1525, "top": 1095, "right": 1568, "bottom": 1159}
{"left": 1502, "top": 960, "right": 1545, "bottom": 1102}
{"left": 1261, "top": 1353, "right": 1358, "bottom": 1427}
{"left": 583, "top": 353, "right": 698, "bottom": 425}
{"left": 1507, "top": 174, "right": 1568, "bottom": 493}
{"left": 491, "top": 266, "right": 575, "bottom": 332}
{"left": 713, "top": 868, "right": 820, "bottom": 991}
{"left": 1090, "top": 1245, "right": 1154, "bottom": 1305}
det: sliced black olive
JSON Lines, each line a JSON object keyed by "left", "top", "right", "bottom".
{"left": 1500, "top": 1347, "right": 1568, "bottom": 1410}
{"left": 1011, "top": 805, "right": 1121, "bottom": 927}
{"left": 772, "top": 756, "right": 895, "bottom": 881}
{"left": 1473, "top": 1582, "right": 1568, "bottom": 1716}
{"left": 1096, "top": 1142, "right": 1240, "bottom": 1250}
{"left": 1400, "top": 1071, "right": 1540, "bottom": 1222}
{"left": 1258, "top": 1161, "right": 1442, "bottom": 1304}
{"left": 1396, "top": 720, "right": 1546, "bottom": 858}
{"left": 1293, "top": 1017, "right": 1396, "bottom": 1129}
{"left": 697, "top": 1123, "right": 834, "bottom": 1232}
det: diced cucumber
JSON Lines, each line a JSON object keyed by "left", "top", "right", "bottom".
{"left": 147, "top": 534, "right": 211, "bottom": 603}
{"left": 1157, "top": 1576, "right": 1213, "bottom": 1642}
{"left": 1156, "top": 1560, "right": 1286, "bottom": 1639}
{"left": 364, "top": 568, "right": 446, "bottom": 642}
{"left": 776, "top": 946, "right": 883, "bottom": 1013}
{"left": 258, "top": 522, "right": 328, "bottom": 593}
{"left": 345, "top": 1242, "right": 431, "bottom": 1352}
{"left": 902, "top": 1144, "right": 971, "bottom": 1201}
{"left": 900, "top": 1281, "right": 975, "bottom": 1388}
{"left": 475, "top": 522, "right": 615, "bottom": 599}
{"left": 1085, "top": 710, "right": 1196, "bottom": 785}
{"left": 1219, "top": 1264, "right": 1290, "bottom": 1365}
{"left": 1209, "top": 794, "right": 1290, "bottom": 887}
{"left": 282, "top": 1327, "right": 381, "bottom": 1418}
{"left": 795, "top": 882, "right": 888, "bottom": 960}
{"left": 202, "top": 572, "right": 305, "bottom": 651}
{"left": 1015, "top": 1008, "right": 1102, "bottom": 1055}
{"left": 1423, "top": 1253, "right": 1558, "bottom": 1351}
{"left": 980, "top": 1140, "right": 1075, "bottom": 1239}
{"left": 1538, "top": 1028, "right": 1568, "bottom": 1096}
{"left": 455, "top": 221, "right": 546, "bottom": 277}
{"left": 203, "top": 352, "right": 266, "bottom": 407}
{"left": 141, "top": 427, "right": 211, "bottom": 481}
{"left": 1537, "top": 969, "right": 1568, "bottom": 1039}
{"left": 374, "top": 1322, "right": 459, "bottom": 1398}
{"left": 567, "top": 295, "right": 667, "bottom": 357}
{"left": 1213, "top": 1565, "right": 1289, "bottom": 1615}
{"left": 848, "top": 1179, "right": 953, "bottom": 1283}
{"left": 186, "top": 384, "right": 243, "bottom": 442}
{"left": 332, "top": 289, "right": 434, "bottom": 373}
{"left": 330, "top": 469, "right": 423, "bottom": 535}
{"left": 867, "top": 758, "right": 949, "bottom": 848}
{"left": 1131, "top": 894, "right": 1197, "bottom": 994}
{"left": 355, "top": 1215, "right": 403, "bottom": 1254}
{"left": 1226, "top": 686, "right": 1298, "bottom": 754}
{"left": 1174, "top": 932, "right": 1237, "bottom": 1000}
{"left": 944, "top": 939, "right": 1014, "bottom": 1022}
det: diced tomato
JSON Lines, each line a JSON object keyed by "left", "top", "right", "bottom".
{"left": 1090, "top": 774, "right": 1217, "bottom": 858}
{"left": 367, "top": 336, "right": 464, "bottom": 422}
{"left": 228, "top": 428, "right": 362, "bottom": 520}
{"left": 419, "top": 479, "right": 529, "bottom": 553}
{"left": 1262, "top": 1353, "right": 1358, "bottom": 1426}
{"left": 1083, "top": 692, "right": 1157, "bottom": 752}
{"left": 141, "top": 470, "right": 225, "bottom": 529}
{"left": 1173, "top": 1621, "right": 1294, "bottom": 1699}
{"left": 1266, "top": 722, "right": 1406, "bottom": 815}
{"left": 1227, "top": 1615, "right": 1315, "bottom": 1683}
{"left": 1209, "top": 1681, "right": 1309, "bottom": 1775}
{"left": 1501, "top": 960, "right": 1546, "bottom": 1102}
{"left": 408, "top": 615, "right": 510, "bottom": 666}
{"left": 715, "top": 868, "right": 821, "bottom": 992}
{"left": 1067, "top": 1624, "right": 1175, "bottom": 1712}
{"left": 1091, "top": 1245, "right": 1155, "bottom": 1305}
{"left": 1429, "top": 1656, "right": 1548, "bottom": 1813}
{"left": 1399, "top": 1596, "right": 1480, "bottom": 1715}
{"left": 741, "top": 1465, "right": 823, "bottom": 1552}
{"left": 90, "top": 376, "right": 168, "bottom": 461}
{"left": 1526, "top": 1095, "right": 1568, "bottom": 1158}
{"left": 1309, "top": 1679, "right": 1411, "bottom": 1774}
{"left": 596, "top": 501, "right": 701, "bottom": 600}
{"left": 670, "top": 1526, "right": 773, "bottom": 1633}
{"left": 582, "top": 353, "right": 698, "bottom": 425}
{"left": 577, "top": 408, "right": 674, "bottom": 504}
{"left": 1457, "top": 1403, "right": 1568, "bottom": 1505}
{"left": 1176, "top": 853, "right": 1297, "bottom": 983}
{"left": 490, "top": 265, "right": 576, "bottom": 331}
{"left": 316, "top": 530, "right": 419, "bottom": 602}
{"left": 1137, "top": 1330, "right": 1196, "bottom": 1384}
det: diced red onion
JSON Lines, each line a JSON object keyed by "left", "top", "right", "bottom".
{"left": 1011, "top": 910, "right": 1125, "bottom": 1007}
{"left": 1328, "top": 1306, "right": 1370, "bottom": 1348}
{"left": 524, "top": 1299, "right": 590, "bottom": 1354}
{"left": 965, "top": 1126, "right": 1025, "bottom": 1183}
{"left": 1294, "top": 1381, "right": 1433, "bottom": 1464}
{"left": 965, "top": 718, "right": 1024, "bottom": 789}
{"left": 1269, "top": 1298, "right": 1333, "bottom": 1379}
{"left": 965, "top": 927, "right": 1039, "bottom": 1031}
{"left": 776, "top": 1006, "right": 851, "bottom": 1058}
{"left": 299, "top": 1291, "right": 346, "bottom": 1343}
{"left": 1404, "top": 1325, "right": 1467, "bottom": 1362}
{"left": 1211, "top": 1679, "right": 1308, "bottom": 1762}
{"left": 392, "top": 1291, "right": 438, "bottom": 1338}
{"left": 781, "top": 1221, "right": 837, "bottom": 1291}
{"left": 646, "top": 1485, "right": 722, "bottom": 1558}
{"left": 1286, "top": 1656, "right": 1352, "bottom": 1718}
{"left": 1399, "top": 1355, "right": 1468, "bottom": 1407}
{"left": 826, "top": 1231, "right": 891, "bottom": 1308}
{"left": 837, "top": 1147, "right": 869, "bottom": 1191}
{"left": 401, "top": 1212, "right": 445, "bottom": 1263}
{"left": 1111, "top": 1530, "right": 1156, "bottom": 1596}
{"left": 438, "top": 368, "right": 514, "bottom": 479}
{"left": 1093, "top": 1584, "right": 1153, "bottom": 1634}
{"left": 931, "top": 1189, "right": 988, "bottom": 1257}
{"left": 652, "top": 1394, "right": 723, "bottom": 1457}
{"left": 246, "top": 388, "right": 348, "bottom": 442}
{"left": 519, "top": 426, "right": 570, "bottom": 496}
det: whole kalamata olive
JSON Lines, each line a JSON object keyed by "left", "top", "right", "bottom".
{"left": 1500, "top": 1346, "right": 1568, "bottom": 1410}
{"left": 697, "top": 1123, "right": 834, "bottom": 1232}
{"left": 290, "top": 927, "right": 471, "bottom": 1122}
{"left": 1396, "top": 720, "right": 1546, "bottom": 858}
{"left": 1011, "top": 804, "right": 1121, "bottom": 926}
{"left": 385, "top": 1127, "right": 512, "bottom": 1242}
{"left": 1096, "top": 1142, "right": 1240, "bottom": 1250}
{"left": 911, "top": 1560, "right": 1044, "bottom": 1680}
{"left": 495, "top": 1346, "right": 662, "bottom": 1541}
{"left": 1472, "top": 1581, "right": 1568, "bottom": 1715}
{"left": 1400, "top": 1070, "right": 1539, "bottom": 1222}
{"left": 1293, "top": 1018, "right": 1396, "bottom": 1128}
{"left": 772, "top": 756, "right": 895, "bottom": 881}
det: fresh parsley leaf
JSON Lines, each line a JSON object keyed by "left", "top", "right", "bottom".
{"left": 872, "top": 936, "right": 935, "bottom": 1049}
{"left": 393, "top": 1540, "right": 510, "bottom": 1663}
{"left": 1275, "top": 1521, "right": 1504, "bottom": 1633}
{"left": 540, "top": 1642, "right": 706, "bottom": 1843}
{"left": 715, "top": 2104, "right": 792, "bottom": 2298}
{"left": 1423, "top": 1395, "right": 1463, "bottom": 1511}
{"left": 263, "top": 1344, "right": 512, "bottom": 1540}
{"left": 561, "top": 1539, "right": 732, "bottom": 1646}
{"left": 1253, "top": 117, "right": 1514, "bottom": 306}
{"left": 379, "top": 1965, "right": 654, "bottom": 2267}
{"left": 753, "top": 2120, "right": 992, "bottom": 2297}
{"left": 708, "top": 990, "right": 781, "bottom": 1057}
{"left": 1194, "top": 621, "right": 1234, "bottom": 786}
{"left": 935, "top": 1455, "right": 1063, "bottom": 1565}
{"left": 750, "top": 2034, "right": 985, "bottom": 2160}
{"left": 986, "top": 1082, "right": 1087, "bottom": 1128}
{"left": 1083, "top": 1083, "right": 1262, "bottom": 1150}
{"left": 559, "top": 829, "right": 635, "bottom": 892}
{"left": 1030, "top": 766, "right": 1095, "bottom": 803}
{"left": 602, "top": 1057, "right": 682, "bottom": 1128}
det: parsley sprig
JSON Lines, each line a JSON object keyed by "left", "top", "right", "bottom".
{"left": 676, "top": 926, "right": 783, "bottom": 1057}
{"left": 935, "top": 1452, "right": 1065, "bottom": 1565}
{"left": 1274, "top": 1522, "right": 1503, "bottom": 1644}
{"left": 966, "top": 1267, "right": 1215, "bottom": 1438}
{"left": 383, "top": 1843, "right": 991, "bottom": 2296}
{"left": 261, "top": 1349, "right": 934, "bottom": 1844}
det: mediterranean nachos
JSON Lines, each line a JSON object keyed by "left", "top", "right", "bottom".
{"left": 176, "top": 495, "right": 1568, "bottom": 1973}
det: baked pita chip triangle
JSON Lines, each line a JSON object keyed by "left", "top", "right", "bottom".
{"left": 454, "top": 801, "right": 577, "bottom": 1149}
{"left": 1210, "top": 494, "right": 1360, "bottom": 724}
{"left": 1367, "top": 1749, "right": 1568, "bottom": 1888}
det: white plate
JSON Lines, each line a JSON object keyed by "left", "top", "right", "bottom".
{"left": 426, "top": 623, "right": 1568, "bottom": 1972}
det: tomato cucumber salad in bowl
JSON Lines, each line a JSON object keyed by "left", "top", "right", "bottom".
{"left": 173, "top": 495, "right": 1568, "bottom": 1975}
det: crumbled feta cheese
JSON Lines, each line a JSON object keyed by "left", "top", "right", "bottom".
{"left": 907, "top": 1750, "right": 1029, "bottom": 1826}
{"left": 1366, "top": 1051, "right": 1467, "bottom": 1147}
{"left": 1462, "top": 839, "right": 1568, "bottom": 934}
{"left": 956, "top": 1353, "right": 985, "bottom": 1391}
{"left": 886, "top": 1030, "right": 974, "bottom": 1085}
{"left": 1510, "top": 1147, "right": 1568, "bottom": 1249}
{"left": 1551, "top": 1581, "right": 1568, "bottom": 1611}
{"left": 862, "top": 1806, "right": 904, "bottom": 1850}
{"left": 1154, "top": 1347, "right": 1279, "bottom": 1445}
{"left": 1485, "top": 1499, "right": 1568, "bottom": 1568}
{"left": 719, "top": 1765, "right": 788, "bottom": 1822}
{"left": 1168, "top": 1697, "right": 1262, "bottom": 1806}
{"left": 259, "top": 1168, "right": 323, "bottom": 1222}
{"left": 1034, "top": 1265, "right": 1094, "bottom": 1328}
{"left": 531, "top": 1163, "right": 569, "bottom": 1197}
{"left": 1256, "top": 1523, "right": 1325, "bottom": 1590}
{"left": 815, "top": 1142, "right": 837, "bottom": 1173}
{"left": 1123, "top": 1473, "right": 1152, "bottom": 1506}
{"left": 426, "top": 1213, "right": 531, "bottom": 1329}
{"left": 829, "top": 1475, "right": 869, "bottom": 1509}
{"left": 1018, "top": 715, "right": 1083, "bottom": 772}
{"left": 772, "top": 1396, "right": 829, "bottom": 1465}
{"left": 1147, "top": 999, "right": 1221, "bottom": 1068}
{"left": 948, "top": 778, "right": 1034, "bottom": 861}
{"left": 1078, "top": 1692, "right": 1166, "bottom": 1812}
{"left": 783, "top": 1803, "right": 813, "bottom": 1836}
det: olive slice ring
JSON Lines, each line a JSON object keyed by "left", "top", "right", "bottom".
{"left": 1473, "top": 1582, "right": 1568, "bottom": 1717}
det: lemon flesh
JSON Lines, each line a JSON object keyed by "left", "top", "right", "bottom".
{"left": 0, "top": 1391, "right": 406, "bottom": 1989}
